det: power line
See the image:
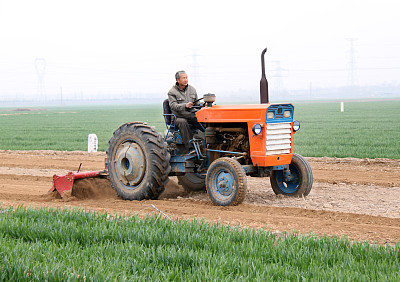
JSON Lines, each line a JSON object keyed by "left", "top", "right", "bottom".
{"left": 289, "top": 66, "right": 400, "bottom": 72}
{"left": 190, "top": 49, "right": 201, "bottom": 89}
{"left": 35, "top": 58, "right": 46, "bottom": 103}
{"left": 347, "top": 38, "right": 358, "bottom": 87}
{"left": 269, "top": 61, "right": 288, "bottom": 96}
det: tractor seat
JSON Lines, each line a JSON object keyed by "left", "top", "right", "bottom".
{"left": 163, "top": 99, "right": 173, "bottom": 126}
{"left": 163, "top": 98, "right": 204, "bottom": 134}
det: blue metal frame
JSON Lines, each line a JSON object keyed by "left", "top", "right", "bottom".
{"left": 169, "top": 155, "right": 197, "bottom": 173}
{"left": 266, "top": 104, "right": 294, "bottom": 124}
{"left": 206, "top": 149, "right": 246, "bottom": 155}
{"left": 271, "top": 165, "right": 287, "bottom": 170}
{"left": 163, "top": 113, "right": 177, "bottom": 141}
{"left": 190, "top": 139, "right": 204, "bottom": 159}
{"left": 163, "top": 113, "right": 185, "bottom": 145}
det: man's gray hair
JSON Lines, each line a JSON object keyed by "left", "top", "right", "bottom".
{"left": 175, "top": 70, "right": 186, "bottom": 80}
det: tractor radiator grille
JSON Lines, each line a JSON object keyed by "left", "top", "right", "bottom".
{"left": 266, "top": 122, "right": 292, "bottom": 156}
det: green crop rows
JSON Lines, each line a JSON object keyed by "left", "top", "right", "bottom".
{"left": 0, "top": 105, "right": 165, "bottom": 152}
{"left": 0, "top": 206, "right": 399, "bottom": 281}
{"left": 0, "top": 100, "right": 399, "bottom": 158}
{"left": 293, "top": 101, "right": 400, "bottom": 159}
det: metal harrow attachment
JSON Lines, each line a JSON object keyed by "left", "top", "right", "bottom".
{"left": 49, "top": 163, "right": 107, "bottom": 197}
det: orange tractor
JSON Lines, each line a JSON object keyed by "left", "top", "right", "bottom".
{"left": 51, "top": 47, "right": 313, "bottom": 206}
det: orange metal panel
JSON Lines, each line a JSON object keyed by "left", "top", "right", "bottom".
{"left": 196, "top": 104, "right": 269, "bottom": 123}
{"left": 248, "top": 121, "right": 294, "bottom": 167}
{"left": 251, "top": 154, "right": 293, "bottom": 167}
{"left": 247, "top": 122, "right": 266, "bottom": 156}
{"left": 197, "top": 104, "right": 296, "bottom": 168}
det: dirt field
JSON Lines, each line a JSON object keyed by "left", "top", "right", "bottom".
{"left": 1, "top": 150, "right": 399, "bottom": 243}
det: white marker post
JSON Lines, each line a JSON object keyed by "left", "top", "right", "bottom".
{"left": 340, "top": 101, "right": 344, "bottom": 112}
{"left": 88, "top": 134, "right": 98, "bottom": 152}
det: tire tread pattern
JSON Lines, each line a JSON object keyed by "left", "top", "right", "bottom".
{"left": 106, "top": 122, "right": 170, "bottom": 200}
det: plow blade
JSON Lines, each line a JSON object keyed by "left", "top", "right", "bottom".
{"left": 50, "top": 170, "right": 106, "bottom": 197}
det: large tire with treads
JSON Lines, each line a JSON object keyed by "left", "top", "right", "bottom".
{"left": 106, "top": 122, "right": 171, "bottom": 200}
{"left": 270, "top": 153, "right": 313, "bottom": 197}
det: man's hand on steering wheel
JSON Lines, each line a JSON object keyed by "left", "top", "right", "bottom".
{"left": 186, "top": 98, "right": 206, "bottom": 111}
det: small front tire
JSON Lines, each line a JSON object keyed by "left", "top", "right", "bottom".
{"left": 270, "top": 153, "right": 313, "bottom": 197}
{"left": 206, "top": 157, "right": 247, "bottom": 206}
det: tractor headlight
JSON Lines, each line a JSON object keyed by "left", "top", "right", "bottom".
{"left": 252, "top": 124, "right": 262, "bottom": 135}
{"left": 293, "top": 120, "right": 300, "bottom": 132}
{"left": 284, "top": 110, "right": 291, "bottom": 118}
{"left": 267, "top": 112, "right": 274, "bottom": 119}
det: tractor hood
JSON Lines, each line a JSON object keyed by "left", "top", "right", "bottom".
{"left": 196, "top": 104, "right": 277, "bottom": 123}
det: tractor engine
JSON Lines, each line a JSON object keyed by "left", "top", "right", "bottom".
{"left": 204, "top": 123, "right": 251, "bottom": 165}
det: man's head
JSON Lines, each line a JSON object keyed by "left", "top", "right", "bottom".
{"left": 175, "top": 70, "right": 188, "bottom": 89}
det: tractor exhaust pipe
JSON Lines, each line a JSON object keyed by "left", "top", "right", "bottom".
{"left": 260, "top": 47, "right": 269, "bottom": 104}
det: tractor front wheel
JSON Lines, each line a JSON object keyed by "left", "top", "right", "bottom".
{"left": 270, "top": 153, "right": 313, "bottom": 197}
{"left": 206, "top": 157, "right": 247, "bottom": 206}
{"left": 106, "top": 122, "right": 171, "bottom": 200}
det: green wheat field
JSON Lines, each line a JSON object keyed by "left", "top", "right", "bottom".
{"left": 0, "top": 206, "right": 399, "bottom": 281}
{"left": 0, "top": 100, "right": 399, "bottom": 158}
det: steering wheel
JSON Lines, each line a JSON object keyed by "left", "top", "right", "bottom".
{"left": 188, "top": 97, "right": 205, "bottom": 110}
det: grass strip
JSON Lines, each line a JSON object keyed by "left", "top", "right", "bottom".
{"left": 0, "top": 206, "right": 399, "bottom": 280}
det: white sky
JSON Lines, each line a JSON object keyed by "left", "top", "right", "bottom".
{"left": 0, "top": 0, "right": 399, "bottom": 102}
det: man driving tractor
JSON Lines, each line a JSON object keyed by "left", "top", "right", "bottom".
{"left": 167, "top": 70, "right": 203, "bottom": 150}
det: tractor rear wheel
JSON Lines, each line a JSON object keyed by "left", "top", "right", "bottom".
{"left": 177, "top": 173, "right": 206, "bottom": 192}
{"left": 206, "top": 157, "right": 247, "bottom": 206}
{"left": 106, "top": 122, "right": 171, "bottom": 200}
{"left": 270, "top": 153, "right": 313, "bottom": 197}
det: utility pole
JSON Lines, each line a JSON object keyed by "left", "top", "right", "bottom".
{"left": 190, "top": 49, "right": 201, "bottom": 91}
{"left": 270, "top": 60, "right": 288, "bottom": 100}
{"left": 346, "top": 38, "right": 358, "bottom": 89}
{"left": 60, "top": 86, "right": 63, "bottom": 105}
{"left": 35, "top": 58, "right": 46, "bottom": 103}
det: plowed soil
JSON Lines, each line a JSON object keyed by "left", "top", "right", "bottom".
{"left": 1, "top": 150, "right": 399, "bottom": 243}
